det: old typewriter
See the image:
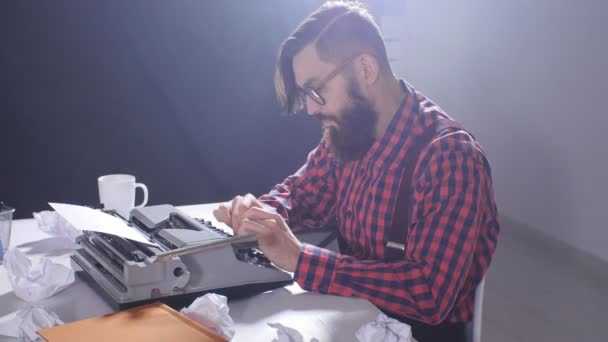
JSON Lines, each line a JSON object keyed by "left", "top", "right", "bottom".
{"left": 71, "top": 204, "right": 337, "bottom": 310}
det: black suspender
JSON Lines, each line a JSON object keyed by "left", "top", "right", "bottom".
{"left": 384, "top": 117, "right": 467, "bottom": 261}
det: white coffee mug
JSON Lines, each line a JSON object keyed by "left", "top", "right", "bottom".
{"left": 98, "top": 174, "right": 148, "bottom": 218}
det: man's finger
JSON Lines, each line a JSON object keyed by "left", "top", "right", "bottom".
{"left": 231, "top": 195, "right": 244, "bottom": 230}
{"left": 213, "top": 203, "right": 232, "bottom": 226}
{"left": 244, "top": 193, "right": 258, "bottom": 205}
{"left": 243, "top": 206, "right": 283, "bottom": 223}
{"left": 233, "top": 194, "right": 263, "bottom": 231}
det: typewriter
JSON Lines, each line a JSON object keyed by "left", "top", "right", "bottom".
{"left": 71, "top": 204, "right": 337, "bottom": 310}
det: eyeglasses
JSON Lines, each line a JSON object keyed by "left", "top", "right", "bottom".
{"left": 298, "top": 54, "right": 359, "bottom": 108}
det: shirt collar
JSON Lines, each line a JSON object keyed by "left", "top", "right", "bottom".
{"left": 359, "top": 79, "right": 419, "bottom": 166}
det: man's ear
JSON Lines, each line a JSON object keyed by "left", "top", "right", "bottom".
{"left": 358, "top": 53, "right": 380, "bottom": 85}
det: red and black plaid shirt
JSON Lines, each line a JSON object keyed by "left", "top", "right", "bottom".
{"left": 260, "top": 81, "right": 500, "bottom": 324}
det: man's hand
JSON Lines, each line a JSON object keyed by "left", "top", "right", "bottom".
{"left": 239, "top": 207, "right": 302, "bottom": 272}
{"left": 213, "top": 193, "right": 263, "bottom": 233}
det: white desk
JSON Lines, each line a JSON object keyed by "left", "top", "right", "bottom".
{"left": 0, "top": 204, "right": 381, "bottom": 341}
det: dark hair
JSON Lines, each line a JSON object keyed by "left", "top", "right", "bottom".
{"left": 274, "top": 1, "right": 390, "bottom": 113}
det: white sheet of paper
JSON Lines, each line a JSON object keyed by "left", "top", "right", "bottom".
{"left": 49, "top": 203, "right": 158, "bottom": 246}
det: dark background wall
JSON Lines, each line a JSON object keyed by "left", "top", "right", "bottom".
{"left": 1, "top": 1, "right": 329, "bottom": 218}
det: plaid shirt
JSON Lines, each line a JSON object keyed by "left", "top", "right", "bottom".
{"left": 260, "top": 81, "right": 500, "bottom": 324}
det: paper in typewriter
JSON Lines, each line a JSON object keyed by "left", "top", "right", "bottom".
{"left": 49, "top": 202, "right": 158, "bottom": 246}
{"left": 37, "top": 302, "right": 227, "bottom": 342}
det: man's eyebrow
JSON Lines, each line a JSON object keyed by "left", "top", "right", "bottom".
{"left": 302, "top": 77, "right": 320, "bottom": 88}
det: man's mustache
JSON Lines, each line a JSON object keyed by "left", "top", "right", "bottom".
{"left": 313, "top": 114, "right": 339, "bottom": 123}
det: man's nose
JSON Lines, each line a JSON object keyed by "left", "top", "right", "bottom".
{"left": 305, "top": 96, "right": 322, "bottom": 116}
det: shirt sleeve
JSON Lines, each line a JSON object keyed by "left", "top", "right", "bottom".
{"left": 294, "top": 138, "right": 488, "bottom": 324}
{"left": 258, "top": 142, "right": 338, "bottom": 228}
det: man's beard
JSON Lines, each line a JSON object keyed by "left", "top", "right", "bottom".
{"left": 320, "top": 81, "right": 378, "bottom": 162}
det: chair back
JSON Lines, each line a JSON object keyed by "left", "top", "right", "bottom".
{"left": 470, "top": 277, "right": 486, "bottom": 342}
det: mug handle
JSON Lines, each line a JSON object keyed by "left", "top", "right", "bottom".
{"left": 135, "top": 183, "right": 148, "bottom": 208}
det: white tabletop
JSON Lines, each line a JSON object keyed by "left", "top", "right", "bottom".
{"left": 0, "top": 203, "right": 381, "bottom": 341}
